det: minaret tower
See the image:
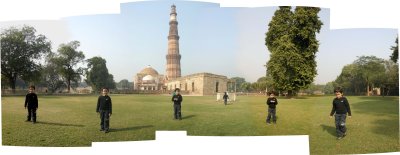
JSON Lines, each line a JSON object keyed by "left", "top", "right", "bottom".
{"left": 166, "top": 4, "right": 181, "bottom": 80}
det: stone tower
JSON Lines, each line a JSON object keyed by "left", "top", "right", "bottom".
{"left": 166, "top": 4, "right": 181, "bottom": 80}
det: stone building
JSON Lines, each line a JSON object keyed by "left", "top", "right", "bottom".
{"left": 133, "top": 65, "right": 165, "bottom": 90}
{"left": 165, "top": 72, "right": 235, "bottom": 95}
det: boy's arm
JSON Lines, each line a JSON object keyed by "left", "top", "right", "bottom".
{"left": 275, "top": 98, "right": 278, "bottom": 105}
{"left": 179, "top": 95, "right": 183, "bottom": 102}
{"left": 330, "top": 101, "right": 336, "bottom": 116}
{"left": 24, "top": 94, "right": 28, "bottom": 108}
{"left": 109, "top": 97, "right": 112, "bottom": 114}
{"left": 266, "top": 98, "right": 271, "bottom": 105}
{"left": 96, "top": 96, "right": 100, "bottom": 113}
{"left": 344, "top": 98, "right": 351, "bottom": 116}
{"left": 171, "top": 95, "right": 174, "bottom": 102}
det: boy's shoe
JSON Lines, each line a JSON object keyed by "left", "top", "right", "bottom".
{"left": 342, "top": 133, "right": 347, "bottom": 138}
{"left": 105, "top": 130, "right": 109, "bottom": 133}
{"left": 99, "top": 129, "right": 104, "bottom": 131}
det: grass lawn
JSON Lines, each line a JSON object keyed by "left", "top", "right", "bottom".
{"left": 1, "top": 94, "right": 398, "bottom": 154}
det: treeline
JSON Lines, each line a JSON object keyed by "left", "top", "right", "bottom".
{"left": 1, "top": 25, "right": 116, "bottom": 94}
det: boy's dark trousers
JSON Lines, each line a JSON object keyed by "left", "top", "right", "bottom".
{"left": 266, "top": 108, "right": 276, "bottom": 123}
{"left": 335, "top": 114, "right": 347, "bottom": 137}
{"left": 99, "top": 110, "right": 110, "bottom": 131}
{"left": 224, "top": 99, "right": 227, "bottom": 105}
{"left": 173, "top": 104, "right": 182, "bottom": 119}
{"left": 26, "top": 108, "right": 37, "bottom": 122}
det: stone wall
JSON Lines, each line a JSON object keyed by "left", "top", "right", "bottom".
{"left": 165, "top": 72, "right": 229, "bottom": 96}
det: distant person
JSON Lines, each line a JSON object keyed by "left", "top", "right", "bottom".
{"left": 96, "top": 87, "right": 112, "bottom": 133}
{"left": 330, "top": 87, "right": 352, "bottom": 140}
{"left": 171, "top": 88, "right": 183, "bottom": 120}
{"left": 223, "top": 92, "right": 229, "bottom": 106}
{"left": 266, "top": 91, "right": 278, "bottom": 125}
{"left": 25, "top": 85, "right": 38, "bottom": 124}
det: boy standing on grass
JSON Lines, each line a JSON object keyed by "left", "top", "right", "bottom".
{"left": 172, "top": 88, "right": 183, "bottom": 120}
{"left": 330, "top": 87, "right": 352, "bottom": 140}
{"left": 25, "top": 85, "right": 38, "bottom": 124}
{"left": 266, "top": 91, "right": 278, "bottom": 125}
{"left": 223, "top": 92, "right": 229, "bottom": 106}
{"left": 96, "top": 87, "right": 112, "bottom": 133}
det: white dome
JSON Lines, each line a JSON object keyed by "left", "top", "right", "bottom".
{"left": 143, "top": 75, "right": 155, "bottom": 81}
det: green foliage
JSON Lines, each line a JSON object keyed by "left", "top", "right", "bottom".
{"left": 117, "top": 79, "right": 132, "bottom": 90}
{"left": 41, "top": 53, "right": 65, "bottom": 93}
{"left": 265, "top": 7, "right": 322, "bottom": 96}
{"left": 335, "top": 56, "right": 388, "bottom": 95}
{"left": 1, "top": 25, "right": 51, "bottom": 92}
{"left": 50, "top": 41, "right": 85, "bottom": 93}
{"left": 229, "top": 77, "right": 247, "bottom": 92}
{"left": 86, "top": 56, "right": 116, "bottom": 92}
{"left": 390, "top": 36, "right": 398, "bottom": 63}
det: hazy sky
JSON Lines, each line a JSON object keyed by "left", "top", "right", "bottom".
{"left": 0, "top": 1, "right": 397, "bottom": 85}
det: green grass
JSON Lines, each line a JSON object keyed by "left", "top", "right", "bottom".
{"left": 2, "top": 95, "right": 399, "bottom": 154}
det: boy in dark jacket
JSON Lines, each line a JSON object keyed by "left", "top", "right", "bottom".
{"left": 171, "top": 88, "right": 183, "bottom": 120}
{"left": 25, "top": 86, "right": 38, "bottom": 124}
{"left": 96, "top": 87, "right": 112, "bottom": 133}
{"left": 266, "top": 91, "right": 278, "bottom": 124}
{"left": 223, "top": 92, "right": 229, "bottom": 106}
{"left": 330, "top": 87, "right": 352, "bottom": 140}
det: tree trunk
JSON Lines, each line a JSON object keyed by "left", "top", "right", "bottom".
{"left": 9, "top": 73, "right": 17, "bottom": 94}
{"left": 287, "top": 90, "right": 293, "bottom": 98}
{"left": 67, "top": 77, "right": 71, "bottom": 93}
{"left": 367, "top": 82, "right": 370, "bottom": 96}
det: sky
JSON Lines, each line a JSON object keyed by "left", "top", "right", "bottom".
{"left": 0, "top": 1, "right": 398, "bottom": 85}
{"left": 0, "top": 1, "right": 399, "bottom": 155}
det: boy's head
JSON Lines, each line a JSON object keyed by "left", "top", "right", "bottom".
{"left": 102, "top": 87, "right": 109, "bottom": 96}
{"left": 28, "top": 85, "right": 35, "bottom": 93}
{"left": 175, "top": 88, "right": 180, "bottom": 94}
{"left": 334, "top": 87, "right": 343, "bottom": 98}
{"left": 267, "top": 91, "right": 275, "bottom": 98}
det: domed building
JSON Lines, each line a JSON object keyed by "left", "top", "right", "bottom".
{"left": 133, "top": 65, "right": 165, "bottom": 91}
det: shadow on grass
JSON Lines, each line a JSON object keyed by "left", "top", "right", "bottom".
{"left": 352, "top": 100, "right": 398, "bottom": 115}
{"left": 111, "top": 125, "right": 154, "bottom": 132}
{"left": 182, "top": 115, "right": 196, "bottom": 120}
{"left": 371, "top": 118, "right": 399, "bottom": 137}
{"left": 320, "top": 124, "right": 336, "bottom": 137}
{"left": 36, "top": 121, "right": 85, "bottom": 127}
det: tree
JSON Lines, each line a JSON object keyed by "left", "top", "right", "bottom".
{"left": 241, "top": 82, "right": 252, "bottom": 93}
{"left": 354, "top": 56, "right": 385, "bottom": 96}
{"left": 390, "top": 36, "right": 398, "bottom": 63}
{"left": 42, "top": 53, "right": 65, "bottom": 93}
{"left": 86, "top": 56, "right": 115, "bottom": 92}
{"left": 324, "top": 81, "right": 336, "bottom": 95}
{"left": 118, "top": 79, "right": 131, "bottom": 90}
{"left": 1, "top": 25, "right": 51, "bottom": 93}
{"left": 51, "top": 41, "right": 85, "bottom": 93}
{"left": 265, "top": 6, "right": 323, "bottom": 97}
{"left": 230, "top": 77, "right": 246, "bottom": 92}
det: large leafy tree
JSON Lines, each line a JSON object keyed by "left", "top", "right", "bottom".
{"left": 86, "top": 56, "right": 116, "bottom": 92}
{"left": 230, "top": 77, "right": 246, "bottom": 92}
{"left": 354, "top": 56, "right": 385, "bottom": 96}
{"left": 390, "top": 36, "right": 398, "bottom": 63}
{"left": 51, "top": 41, "right": 85, "bottom": 93}
{"left": 42, "top": 53, "right": 65, "bottom": 93}
{"left": 335, "top": 56, "right": 386, "bottom": 95}
{"left": 117, "top": 79, "right": 131, "bottom": 90}
{"left": 1, "top": 25, "right": 51, "bottom": 93}
{"left": 265, "top": 6, "right": 322, "bottom": 97}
